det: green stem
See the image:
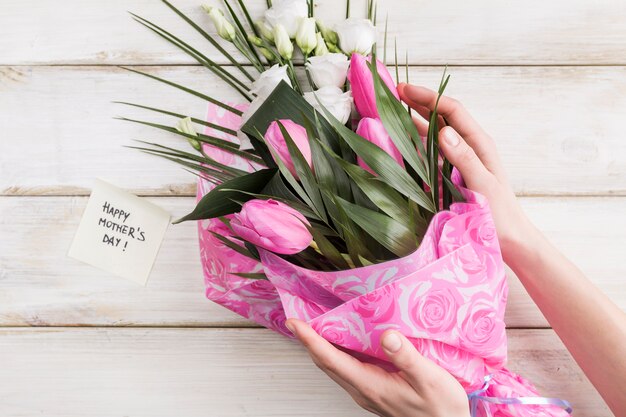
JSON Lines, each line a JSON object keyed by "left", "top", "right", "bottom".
{"left": 304, "top": 55, "right": 316, "bottom": 90}
{"left": 287, "top": 60, "right": 304, "bottom": 94}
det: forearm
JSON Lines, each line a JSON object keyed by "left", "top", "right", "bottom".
{"left": 506, "top": 224, "right": 626, "bottom": 415}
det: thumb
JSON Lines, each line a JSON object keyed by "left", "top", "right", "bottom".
{"left": 439, "top": 126, "right": 493, "bottom": 192}
{"left": 380, "top": 330, "right": 437, "bottom": 390}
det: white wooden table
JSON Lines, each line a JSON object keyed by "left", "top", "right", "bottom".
{"left": 1, "top": 1, "right": 624, "bottom": 416}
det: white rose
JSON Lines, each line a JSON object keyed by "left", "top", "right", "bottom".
{"left": 304, "top": 86, "right": 353, "bottom": 125}
{"left": 250, "top": 64, "right": 292, "bottom": 98}
{"left": 264, "top": 0, "right": 309, "bottom": 38}
{"left": 305, "top": 53, "right": 350, "bottom": 89}
{"left": 335, "top": 18, "right": 377, "bottom": 55}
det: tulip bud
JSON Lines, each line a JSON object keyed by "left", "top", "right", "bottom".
{"left": 356, "top": 117, "right": 405, "bottom": 174}
{"left": 273, "top": 24, "right": 293, "bottom": 60}
{"left": 255, "top": 19, "right": 275, "bottom": 43}
{"left": 295, "top": 17, "right": 317, "bottom": 56}
{"left": 202, "top": 6, "right": 236, "bottom": 42}
{"left": 231, "top": 199, "right": 312, "bottom": 255}
{"left": 348, "top": 53, "right": 399, "bottom": 119}
{"left": 176, "top": 117, "right": 202, "bottom": 152}
{"left": 314, "top": 33, "right": 329, "bottom": 56}
{"left": 264, "top": 119, "right": 312, "bottom": 178}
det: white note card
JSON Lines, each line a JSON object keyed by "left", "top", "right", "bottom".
{"left": 68, "top": 179, "right": 171, "bottom": 285}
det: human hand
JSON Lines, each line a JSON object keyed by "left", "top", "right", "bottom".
{"left": 398, "top": 83, "right": 538, "bottom": 262}
{"left": 286, "top": 319, "right": 470, "bottom": 417}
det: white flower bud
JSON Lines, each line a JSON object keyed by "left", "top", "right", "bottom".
{"left": 247, "top": 34, "right": 263, "bottom": 47}
{"left": 259, "top": 47, "right": 275, "bottom": 61}
{"left": 255, "top": 19, "right": 275, "bottom": 43}
{"left": 264, "top": 0, "right": 308, "bottom": 38}
{"left": 202, "top": 6, "right": 236, "bottom": 42}
{"left": 273, "top": 24, "right": 293, "bottom": 60}
{"left": 305, "top": 53, "right": 349, "bottom": 88}
{"left": 176, "top": 117, "right": 201, "bottom": 152}
{"left": 335, "top": 18, "right": 377, "bottom": 55}
{"left": 295, "top": 17, "right": 317, "bottom": 56}
{"left": 314, "top": 33, "right": 329, "bottom": 56}
{"left": 316, "top": 19, "right": 338, "bottom": 45}
{"left": 304, "top": 86, "right": 353, "bottom": 125}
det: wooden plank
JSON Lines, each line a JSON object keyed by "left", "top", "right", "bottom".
{"left": 1, "top": 65, "right": 625, "bottom": 196}
{"left": 1, "top": 0, "right": 626, "bottom": 65}
{"left": 1, "top": 196, "right": 623, "bottom": 328}
{"left": 0, "top": 328, "right": 609, "bottom": 417}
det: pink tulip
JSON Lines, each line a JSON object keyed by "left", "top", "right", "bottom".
{"left": 356, "top": 117, "right": 405, "bottom": 174}
{"left": 347, "top": 53, "right": 400, "bottom": 119}
{"left": 264, "top": 119, "right": 312, "bottom": 178}
{"left": 231, "top": 199, "right": 312, "bottom": 255}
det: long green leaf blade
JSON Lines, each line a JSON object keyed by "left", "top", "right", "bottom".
{"left": 119, "top": 67, "right": 243, "bottom": 116}
{"left": 335, "top": 197, "right": 416, "bottom": 257}
{"left": 173, "top": 168, "right": 277, "bottom": 223}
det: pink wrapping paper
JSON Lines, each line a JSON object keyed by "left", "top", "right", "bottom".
{"left": 197, "top": 104, "right": 569, "bottom": 417}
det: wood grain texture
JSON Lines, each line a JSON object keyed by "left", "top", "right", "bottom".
{"left": 1, "top": 65, "right": 625, "bottom": 196}
{"left": 0, "top": 328, "right": 610, "bottom": 417}
{"left": 1, "top": 0, "right": 626, "bottom": 65}
{"left": 1, "top": 195, "right": 623, "bottom": 328}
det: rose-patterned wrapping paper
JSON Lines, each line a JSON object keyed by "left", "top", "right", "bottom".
{"left": 197, "top": 104, "right": 570, "bottom": 417}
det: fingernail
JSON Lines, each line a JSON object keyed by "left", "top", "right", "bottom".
{"left": 443, "top": 128, "right": 461, "bottom": 147}
{"left": 403, "top": 84, "right": 419, "bottom": 100}
{"left": 285, "top": 320, "right": 296, "bottom": 335}
{"left": 382, "top": 332, "right": 402, "bottom": 353}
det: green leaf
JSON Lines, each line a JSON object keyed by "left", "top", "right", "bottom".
{"left": 371, "top": 59, "right": 430, "bottom": 186}
{"left": 335, "top": 197, "right": 417, "bottom": 257}
{"left": 329, "top": 193, "right": 373, "bottom": 267}
{"left": 317, "top": 139, "right": 411, "bottom": 221}
{"left": 309, "top": 226, "right": 350, "bottom": 270}
{"left": 119, "top": 67, "right": 243, "bottom": 116}
{"left": 128, "top": 140, "right": 248, "bottom": 177}
{"left": 159, "top": 0, "right": 255, "bottom": 81}
{"left": 113, "top": 101, "right": 238, "bottom": 136}
{"left": 132, "top": 150, "right": 231, "bottom": 183}
{"left": 222, "top": 0, "right": 264, "bottom": 69}
{"left": 313, "top": 112, "right": 352, "bottom": 201}
{"left": 277, "top": 121, "right": 327, "bottom": 223}
{"left": 173, "top": 168, "right": 277, "bottom": 224}
{"left": 317, "top": 101, "right": 436, "bottom": 213}
{"left": 129, "top": 13, "right": 252, "bottom": 100}
{"left": 232, "top": 272, "right": 267, "bottom": 280}
{"left": 209, "top": 231, "right": 260, "bottom": 262}
{"left": 218, "top": 188, "right": 321, "bottom": 221}
{"left": 116, "top": 117, "right": 264, "bottom": 165}
{"left": 242, "top": 81, "right": 342, "bottom": 154}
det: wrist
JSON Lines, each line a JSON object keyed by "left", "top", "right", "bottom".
{"left": 500, "top": 214, "right": 544, "bottom": 266}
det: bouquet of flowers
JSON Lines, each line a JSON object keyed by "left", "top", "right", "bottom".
{"left": 119, "top": 1, "right": 572, "bottom": 415}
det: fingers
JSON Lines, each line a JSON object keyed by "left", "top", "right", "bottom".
{"left": 380, "top": 330, "right": 438, "bottom": 391}
{"left": 286, "top": 319, "right": 369, "bottom": 390}
{"left": 439, "top": 126, "right": 496, "bottom": 193}
{"left": 398, "top": 83, "right": 505, "bottom": 178}
{"left": 398, "top": 83, "right": 483, "bottom": 139}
